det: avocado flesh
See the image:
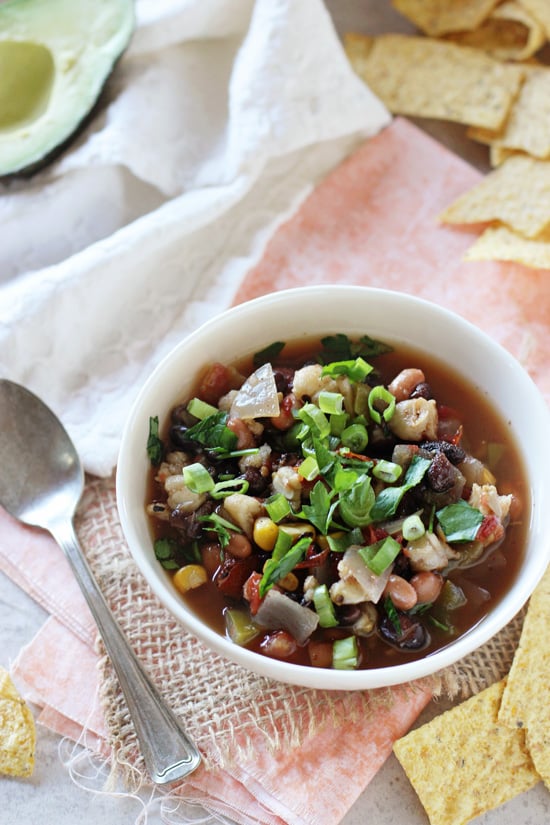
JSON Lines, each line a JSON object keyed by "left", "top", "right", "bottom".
{"left": 0, "top": 0, "right": 134, "bottom": 177}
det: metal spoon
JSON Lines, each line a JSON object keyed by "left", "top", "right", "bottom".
{"left": 0, "top": 379, "right": 201, "bottom": 784}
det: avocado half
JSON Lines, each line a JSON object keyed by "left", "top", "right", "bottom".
{"left": 0, "top": 0, "right": 134, "bottom": 177}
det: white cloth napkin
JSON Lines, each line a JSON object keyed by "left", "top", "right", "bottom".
{"left": 0, "top": 0, "right": 389, "bottom": 477}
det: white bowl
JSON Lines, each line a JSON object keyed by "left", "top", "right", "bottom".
{"left": 117, "top": 286, "right": 550, "bottom": 689}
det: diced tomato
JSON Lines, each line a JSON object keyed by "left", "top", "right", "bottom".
{"left": 214, "top": 557, "right": 256, "bottom": 600}
{"left": 365, "top": 524, "right": 389, "bottom": 544}
{"left": 295, "top": 543, "right": 329, "bottom": 569}
{"left": 270, "top": 393, "right": 298, "bottom": 431}
{"left": 476, "top": 514, "right": 504, "bottom": 547}
{"left": 197, "top": 362, "right": 235, "bottom": 405}
{"left": 243, "top": 571, "right": 263, "bottom": 615}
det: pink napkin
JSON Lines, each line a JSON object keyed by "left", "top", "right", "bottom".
{"left": 2, "top": 118, "right": 549, "bottom": 824}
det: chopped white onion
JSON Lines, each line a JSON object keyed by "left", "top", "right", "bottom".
{"left": 230, "top": 362, "right": 280, "bottom": 419}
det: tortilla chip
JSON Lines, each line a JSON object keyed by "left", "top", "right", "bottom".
{"left": 391, "top": 0, "right": 499, "bottom": 37}
{"left": 446, "top": 0, "right": 546, "bottom": 61}
{"left": 497, "top": 67, "right": 550, "bottom": 159}
{"left": 440, "top": 154, "right": 550, "bottom": 237}
{"left": 345, "top": 34, "right": 524, "bottom": 130}
{"left": 499, "top": 564, "right": 550, "bottom": 732}
{"left": 464, "top": 225, "right": 550, "bottom": 267}
{"left": 489, "top": 145, "right": 520, "bottom": 166}
{"left": 518, "top": 0, "right": 550, "bottom": 37}
{"left": 526, "top": 727, "right": 550, "bottom": 789}
{"left": 393, "top": 679, "right": 540, "bottom": 825}
{"left": 0, "top": 667, "right": 36, "bottom": 778}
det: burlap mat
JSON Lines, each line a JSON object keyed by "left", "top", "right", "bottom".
{"left": 75, "top": 475, "right": 526, "bottom": 789}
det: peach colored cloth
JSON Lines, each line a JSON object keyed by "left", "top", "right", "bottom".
{"left": 2, "top": 117, "right": 549, "bottom": 824}
{"left": 235, "top": 118, "right": 549, "bottom": 403}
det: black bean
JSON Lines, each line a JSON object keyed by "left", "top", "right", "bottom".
{"left": 170, "top": 500, "right": 215, "bottom": 539}
{"left": 169, "top": 424, "right": 197, "bottom": 451}
{"left": 421, "top": 440, "right": 466, "bottom": 464}
{"left": 240, "top": 467, "right": 270, "bottom": 496}
{"left": 273, "top": 368, "right": 294, "bottom": 394}
{"left": 409, "top": 382, "right": 433, "bottom": 400}
{"left": 379, "top": 613, "right": 429, "bottom": 650}
{"left": 337, "top": 605, "right": 362, "bottom": 625}
{"left": 427, "top": 451, "right": 456, "bottom": 492}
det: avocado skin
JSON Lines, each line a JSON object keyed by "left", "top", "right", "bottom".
{"left": 0, "top": 0, "right": 135, "bottom": 179}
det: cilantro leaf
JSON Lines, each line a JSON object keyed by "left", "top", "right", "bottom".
{"left": 198, "top": 512, "right": 240, "bottom": 548}
{"left": 370, "top": 455, "right": 431, "bottom": 521}
{"left": 185, "top": 410, "right": 238, "bottom": 454}
{"left": 299, "top": 480, "right": 339, "bottom": 534}
{"left": 147, "top": 415, "right": 164, "bottom": 466}
{"left": 319, "top": 333, "right": 392, "bottom": 363}
{"left": 154, "top": 537, "right": 200, "bottom": 569}
{"left": 253, "top": 341, "right": 285, "bottom": 367}
{"left": 436, "top": 500, "right": 484, "bottom": 543}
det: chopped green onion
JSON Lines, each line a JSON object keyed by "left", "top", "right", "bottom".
{"left": 296, "top": 403, "right": 331, "bottom": 439}
{"left": 322, "top": 357, "right": 373, "bottom": 383}
{"left": 259, "top": 536, "right": 311, "bottom": 596}
{"left": 211, "top": 478, "right": 250, "bottom": 499}
{"left": 402, "top": 514, "right": 425, "bottom": 542}
{"left": 187, "top": 397, "right": 218, "bottom": 420}
{"left": 146, "top": 415, "right": 164, "bottom": 466}
{"left": 372, "top": 459, "right": 402, "bottom": 484}
{"left": 332, "top": 636, "right": 359, "bottom": 670}
{"left": 330, "top": 411, "right": 349, "bottom": 437}
{"left": 298, "top": 455, "right": 320, "bottom": 481}
{"left": 265, "top": 493, "right": 292, "bottom": 523}
{"left": 271, "top": 528, "right": 293, "bottom": 561}
{"left": 367, "top": 386, "right": 396, "bottom": 424}
{"left": 341, "top": 423, "right": 368, "bottom": 452}
{"left": 182, "top": 462, "right": 215, "bottom": 494}
{"left": 332, "top": 464, "right": 358, "bottom": 493}
{"left": 338, "top": 474, "right": 375, "bottom": 527}
{"left": 318, "top": 391, "right": 345, "bottom": 416}
{"left": 359, "top": 536, "right": 401, "bottom": 576}
{"left": 312, "top": 585, "right": 339, "bottom": 628}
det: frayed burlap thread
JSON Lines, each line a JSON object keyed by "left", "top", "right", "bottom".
{"left": 74, "top": 475, "right": 526, "bottom": 791}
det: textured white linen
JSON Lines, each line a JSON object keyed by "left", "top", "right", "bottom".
{"left": 0, "top": 0, "right": 389, "bottom": 476}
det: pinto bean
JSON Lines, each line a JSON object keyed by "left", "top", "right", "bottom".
{"left": 260, "top": 630, "right": 298, "bottom": 659}
{"left": 227, "top": 416, "right": 257, "bottom": 450}
{"left": 226, "top": 532, "right": 252, "bottom": 559}
{"left": 410, "top": 572, "right": 444, "bottom": 605}
{"left": 308, "top": 640, "right": 334, "bottom": 668}
{"left": 383, "top": 574, "right": 418, "bottom": 611}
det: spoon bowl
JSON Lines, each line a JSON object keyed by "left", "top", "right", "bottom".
{"left": 0, "top": 379, "right": 201, "bottom": 784}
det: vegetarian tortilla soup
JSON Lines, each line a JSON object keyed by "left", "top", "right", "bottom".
{"left": 145, "top": 334, "right": 528, "bottom": 671}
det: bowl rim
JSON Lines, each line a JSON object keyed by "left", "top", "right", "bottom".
{"left": 117, "top": 285, "right": 550, "bottom": 690}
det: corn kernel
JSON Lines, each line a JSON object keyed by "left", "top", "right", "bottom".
{"left": 253, "top": 516, "right": 279, "bottom": 551}
{"left": 279, "top": 522, "right": 316, "bottom": 541}
{"left": 278, "top": 572, "right": 299, "bottom": 591}
{"left": 173, "top": 564, "right": 208, "bottom": 594}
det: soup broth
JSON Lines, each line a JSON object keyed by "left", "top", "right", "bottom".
{"left": 146, "top": 336, "right": 528, "bottom": 670}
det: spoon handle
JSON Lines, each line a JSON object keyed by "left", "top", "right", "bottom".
{"left": 51, "top": 518, "right": 201, "bottom": 784}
